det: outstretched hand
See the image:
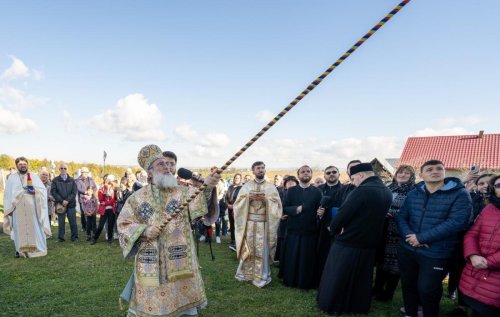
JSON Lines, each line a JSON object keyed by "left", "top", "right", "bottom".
{"left": 204, "top": 168, "right": 221, "bottom": 188}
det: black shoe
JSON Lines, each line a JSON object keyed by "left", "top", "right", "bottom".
{"left": 86, "top": 235, "right": 91, "bottom": 241}
{"left": 90, "top": 239, "right": 97, "bottom": 245}
{"left": 374, "top": 291, "right": 393, "bottom": 302}
{"left": 229, "top": 243, "right": 236, "bottom": 252}
{"left": 15, "top": 251, "right": 20, "bottom": 258}
{"left": 447, "top": 308, "right": 468, "bottom": 317}
{"left": 57, "top": 238, "right": 65, "bottom": 242}
{"left": 72, "top": 238, "right": 79, "bottom": 242}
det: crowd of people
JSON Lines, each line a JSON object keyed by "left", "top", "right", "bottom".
{"left": 2, "top": 152, "right": 499, "bottom": 317}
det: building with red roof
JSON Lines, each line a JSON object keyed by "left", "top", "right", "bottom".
{"left": 398, "top": 131, "right": 500, "bottom": 175}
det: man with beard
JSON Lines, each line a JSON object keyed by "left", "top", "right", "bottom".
{"left": 233, "top": 161, "right": 282, "bottom": 287}
{"left": 3, "top": 157, "right": 51, "bottom": 258}
{"left": 317, "top": 163, "right": 392, "bottom": 315}
{"left": 317, "top": 165, "right": 345, "bottom": 279}
{"left": 117, "top": 145, "right": 219, "bottom": 317}
{"left": 279, "top": 165, "right": 322, "bottom": 289}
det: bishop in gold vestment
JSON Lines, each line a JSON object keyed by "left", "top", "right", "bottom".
{"left": 233, "top": 161, "right": 282, "bottom": 287}
{"left": 117, "top": 145, "right": 219, "bottom": 317}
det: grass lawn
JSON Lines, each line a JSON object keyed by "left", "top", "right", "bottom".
{"left": 0, "top": 198, "right": 456, "bottom": 316}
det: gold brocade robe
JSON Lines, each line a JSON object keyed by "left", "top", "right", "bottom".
{"left": 233, "top": 180, "right": 282, "bottom": 287}
{"left": 117, "top": 184, "right": 217, "bottom": 317}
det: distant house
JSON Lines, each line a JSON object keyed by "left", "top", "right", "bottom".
{"left": 371, "top": 158, "right": 398, "bottom": 182}
{"left": 398, "top": 132, "right": 500, "bottom": 176}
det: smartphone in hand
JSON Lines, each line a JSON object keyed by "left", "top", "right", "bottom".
{"left": 470, "top": 165, "right": 480, "bottom": 174}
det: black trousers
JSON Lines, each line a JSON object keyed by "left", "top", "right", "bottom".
{"left": 228, "top": 208, "right": 235, "bottom": 243}
{"left": 462, "top": 293, "right": 500, "bottom": 317}
{"left": 86, "top": 214, "right": 97, "bottom": 238}
{"left": 398, "top": 246, "right": 449, "bottom": 317}
{"left": 95, "top": 209, "right": 115, "bottom": 241}
{"left": 373, "top": 266, "right": 400, "bottom": 300}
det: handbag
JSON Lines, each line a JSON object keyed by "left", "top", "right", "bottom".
{"left": 55, "top": 202, "right": 67, "bottom": 214}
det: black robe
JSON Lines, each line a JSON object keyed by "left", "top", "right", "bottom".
{"left": 279, "top": 185, "right": 322, "bottom": 289}
{"left": 317, "top": 182, "right": 345, "bottom": 278}
{"left": 317, "top": 176, "right": 392, "bottom": 315}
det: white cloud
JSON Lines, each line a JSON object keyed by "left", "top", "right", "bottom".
{"left": 174, "top": 123, "right": 198, "bottom": 141}
{"left": 1, "top": 56, "right": 29, "bottom": 79}
{"left": 0, "top": 85, "right": 44, "bottom": 109}
{"left": 91, "top": 93, "right": 166, "bottom": 141}
{"left": 256, "top": 110, "right": 275, "bottom": 123}
{"left": 0, "top": 106, "right": 37, "bottom": 134}
{"left": 1, "top": 55, "right": 42, "bottom": 80}
{"left": 241, "top": 135, "right": 401, "bottom": 169}
{"left": 174, "top": 123, "right": 230, "bottom": 148}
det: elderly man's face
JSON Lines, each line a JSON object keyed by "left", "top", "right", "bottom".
{"left": 40, "top": 172, "right": 50, "bottom": 183}
{"left": 16, "top": 161, "right": 28, "bottom": 174}
{"left": 151, "top": 157, "right": 176, "bottom": 175}
{"left": 350, "top": 172, "right": 364, "bottom": 187}
{"left": 59, "top": 164, "right": 68, "bottom": 176}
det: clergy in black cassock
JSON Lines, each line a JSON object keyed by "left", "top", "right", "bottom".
{"left": 317, "top": 163, "right": 392, "bottom": 315}
{"left": 317, "top": 166, "right": 345, "bottom": 280}
{"left": 279, "top": 165, "right": 322, "bottom": 290}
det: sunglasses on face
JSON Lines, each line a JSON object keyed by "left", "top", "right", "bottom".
{"left": 325, "top": 171, "right": 338, "bottom": 175}
{"left": 494, "top": 183, "right": 500, "bottom": 189}
{"left": 60, "top": 167, "right": 67, "bottom": 170}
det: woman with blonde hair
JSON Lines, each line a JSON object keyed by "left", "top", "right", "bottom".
{"left": 373, "top": 164, "right": 416, "bottom": 302}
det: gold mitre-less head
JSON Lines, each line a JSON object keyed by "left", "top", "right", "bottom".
{"left": 137, "top": 144, "right": 164, "bottom": 170}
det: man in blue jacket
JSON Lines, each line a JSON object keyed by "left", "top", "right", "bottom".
{"left": 396, "top": 160, "right": 472, "bottom": 317}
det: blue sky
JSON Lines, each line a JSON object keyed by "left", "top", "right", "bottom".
{"left": 1, "top": 0, "right": 498, "bottom": 170}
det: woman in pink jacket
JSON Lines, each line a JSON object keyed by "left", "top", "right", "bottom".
{"left": 459, "top": 174, "right": 500, "bottom": 317}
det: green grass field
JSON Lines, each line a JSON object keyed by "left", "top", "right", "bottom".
{"left": 0, "top": 195, "right": 456, "bottom": 317}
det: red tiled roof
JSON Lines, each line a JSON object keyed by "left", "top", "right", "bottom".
{"left": 399, "top": 134, "right": 500, "bottom": 170}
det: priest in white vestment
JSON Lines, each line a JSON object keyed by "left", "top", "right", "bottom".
{"left": 233, "top": 161, "right": 282, "bottom": 287}
{"left": 3, "top": 157, "right": 51, "bottom": 258}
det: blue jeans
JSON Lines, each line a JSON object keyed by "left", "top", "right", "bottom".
{"left": 58, "top": 207, "right": 78, "bottom": 241}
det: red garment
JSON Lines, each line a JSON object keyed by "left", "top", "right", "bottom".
{"left": 459, "top": 203, "right": 500, "bottom": 307}
{"left": 97, "top": 185, "right": 116, "bottom": 215}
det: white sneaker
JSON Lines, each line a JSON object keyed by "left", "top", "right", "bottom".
{"left": 199, "top": 235, "right": 206, "bottom": 242}
{"left": 216, "top": 236, "right": 221, "bottom": 244}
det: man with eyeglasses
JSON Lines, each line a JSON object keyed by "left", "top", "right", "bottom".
{"left": 317, "top": 166, "right": 345, "bottom": 278}
{"left": 3, "top": 156, "right": 51, "bottom": 257}
{"left": 51, "top": 163, "right": 79, "bottom": 242}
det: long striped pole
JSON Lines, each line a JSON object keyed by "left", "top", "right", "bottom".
{"left": 161, "top": 0, "right": 412, "bottom": 228}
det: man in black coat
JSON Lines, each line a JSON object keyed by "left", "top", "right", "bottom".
{"left": 317, "top": 165, "right": 345, "bottom": 279}
{"left": 317, "top": 162, "right": 392, "bottom": 315}
{"left": 50, "top": 163, "right": 78, "bottom": 242}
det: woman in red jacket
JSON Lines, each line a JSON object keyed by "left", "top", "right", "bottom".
{"left": 459, "top": 174, "right": 500, "bottom": 317}
{"left": 92, "top": 174, "right": 117, "bottom": 245}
